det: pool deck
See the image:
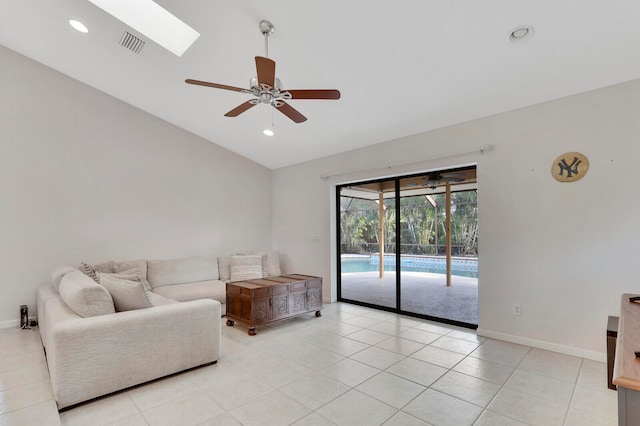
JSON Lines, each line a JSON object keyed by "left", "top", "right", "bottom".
{"left": 340, "top": 271, "right": 478, "bottom": 325}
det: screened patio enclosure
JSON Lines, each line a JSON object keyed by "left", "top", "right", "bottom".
{"left": 337, "top": 166, "right": 478, "bottom": 327}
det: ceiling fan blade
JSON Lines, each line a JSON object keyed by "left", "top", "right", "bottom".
{"left": 185, "top": 79, "right": 246, "bottom": 93}
{"left": 224, "top": 101, "right": 257, "bottom": 117}
{"left": 287, "top": 89, "right": 341, "bottom": 100}
{"left": 255, "top": 56, "right": 276, "bottom": 88}
{"left": 273, "top": 101, "right": 307, "bottom": 123}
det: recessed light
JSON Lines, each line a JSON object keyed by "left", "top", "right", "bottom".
{"left": 263, "top": 129, "right": 274, "bottom": 136}
{"left": 508, "top": 25, "right": 534, "bottom": 43}
{"left": 69, "top": 19, "right": 89, "bottom": 33}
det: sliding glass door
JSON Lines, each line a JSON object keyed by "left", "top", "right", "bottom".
{"left": 337, "top": 167, "right": 478, "bottom": 327}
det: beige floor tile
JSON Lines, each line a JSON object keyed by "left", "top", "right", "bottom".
{"left": 315, "top": 389, "right": 396, "bottom": 426}
{"left": 488, "top": 387, "right": 567, "bottom": 426}
{"left": 430, "top": 336, "right": 481, "bottom": 355}
{"left": 230, "top": 390, "right": 310, "bottom": 426}
{"left": 350, "top": 347, "right": 405, "bottom": 370}
{"left": 0, "top": 379, "right": 53, "bottom": 416}
{"left": 312, "top": 335, "right": 369, "bottom": 357}
{"left": 356, "top": 372, "right": 425, "bottom": 409}
{"left": 564, "top": 407, "right": 617, "bottom": 426}
{"left": 431, "top": 370, "right": 501, "bottom": 407}
{"left": 399, "top": 329, "right": 441, "bottom": 345}
{"left": 387, "top": 357, "right": 448, "bottom": 387}
{"left": 0, "top": 362, "right": 49, "bottom": 392}
{"left": 347, "top": 329, "right": 392, "bottom": 345}
{"left": 469, "top": 344, "right": 528, "bottom": 368}
{"left": 0, "top": 350, "right": 46, "bottom": 374}
{"left": 453, "top": 356, "right": 514, "bottom": 385}
{"left": 473, "top": 410, "right": 527, "bottom": 425}
{"left": 367, "top": 321, "right": 410, "bottom": 336}
{"left": 253, "top": 361, "right": 314, "bottom": 389}
{"left": 127, "top": 373, "right": 197, "bottom": 412}
{"left": 59, "top": 393, "right": 138, "bottom": 426}
{"left": 293, "top": 348, "right": 345, "bottom": 371}
{"left": 414, "top": 322, "right": 454, "bottom": 335}
{"left": 341, "top": 316, "right": 381, "bottom": 328}
{"left": 577, "top": 359, "right": 609, "bottom": 390}
{"left": 280, "top": 374, "right": 350, "bottom": 410}
{"left": 198, "top": 412, "right": 243, "bottom": 426}
{"left": 0, "top": 399, "right": 59, "bottom": 426}
{"left": 383, "top": 411, "right": 431, "bottom": 425}
{"left": 108, "top": 413, "right": 149, "bottom": 426}
{"left": 292, "top": 412, "right": 336, "bottom": 425}
{"left": 447, "top": 330, "right": 486, "bottom": 344}
{"left": 403, "top": 388, "right": 483, "bottom": 426}
{"left": 202, "top": 371, "right": 275, "bottom": 411}
{"left": 375, "top": 336, "right": 424, "bottom": 356}
{"left": 518, "top": 348, "right": 582, "bottom": 383}
{"left": 504, "top": 369, "right": 574, "bottom": 405}
{"left": 142, "top": 393, "right": 224, "bottom": 426}
{"left": 570, "top": 385, "right": 617, "bottom": 420}
{"left": 316, "top": 320, "right": 362, "bottom": 336}
{"left": 410, "top": 345, "right": 466, "bottom": 369}
{"left": 319, "top": 358, "right": 380, "bottom": 387}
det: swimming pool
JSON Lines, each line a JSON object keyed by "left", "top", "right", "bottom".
{"left": 341, "top": 256, "right": 478, "bottom": 278}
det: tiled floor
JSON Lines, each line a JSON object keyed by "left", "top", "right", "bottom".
{"left": 0, "top": 303, "right": 617, "bottom": 425}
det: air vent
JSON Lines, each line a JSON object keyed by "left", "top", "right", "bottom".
{"left": 120, "top": 31, "right": 145, "bottom": 54}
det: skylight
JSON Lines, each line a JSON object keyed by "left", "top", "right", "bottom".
{"left": 87, "top": 0, "right": 200, "bottom": 56}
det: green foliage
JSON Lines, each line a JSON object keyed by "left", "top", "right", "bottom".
{"left": 340, "top": 190, "right": 478, "bottom": 256}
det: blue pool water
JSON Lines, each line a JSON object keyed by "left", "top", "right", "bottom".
{"left": 341, "top": 257, "right": 478, "bottom": 279}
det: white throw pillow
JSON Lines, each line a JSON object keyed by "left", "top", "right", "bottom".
{"left": 51, "top": 265, "right": 78, "bottom": 292}
{"left": 229, "top": 255, "right": 263, "bottom": 282}
{"left": 217, "top": 256, "right": 232, "bottom": 281}
{"left": 98, "top": 273, "right": 153, "bottom": 312}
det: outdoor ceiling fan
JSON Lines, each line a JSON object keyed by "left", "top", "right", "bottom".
{"left": 185, "top": 20, "right": 340, "bottom": 123}
{"left": 425, "top": 172, "right": 466, "bottom": 189}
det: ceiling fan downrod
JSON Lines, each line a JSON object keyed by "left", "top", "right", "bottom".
{"left": 259, "top": 20, "right": 274, "bottom": 58}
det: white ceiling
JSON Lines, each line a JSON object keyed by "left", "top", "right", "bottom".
{"left": 2, "top": 1, "right": 639, "bottom": 169}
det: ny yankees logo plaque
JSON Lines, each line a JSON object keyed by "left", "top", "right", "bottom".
{"left": 551, "top": 152, "right": 589, "bottom": 183}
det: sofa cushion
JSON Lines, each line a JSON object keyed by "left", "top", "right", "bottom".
{"left": 147, "top": 256, "right": 219, "bottom": 288}
{"left": 151, "top": 280, "right": 226, "bottom": 304}
{"left": 230, "top": 255, "right": 263, "bottom": 282}
{"left": 113, "top": 260, "right": 150, "bottom": 291}
{"left": 59, "top": 271, "right": 115, "bottom": 317}
{"left": 147, "top": 292, "right": 179, "bottom": 306}
{"left": 51, "top": 265, "right": 77, "bottom": 292}
{"left": 98, "top": 273, "right": 153, "bottom": 312}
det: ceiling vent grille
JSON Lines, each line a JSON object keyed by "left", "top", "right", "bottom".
{"left": 120, "top": 31, "right": 145, "bottom": 54}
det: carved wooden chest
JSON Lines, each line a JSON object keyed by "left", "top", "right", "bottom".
{"left": 225, "top": 274, "right": 322, "bottom": 335}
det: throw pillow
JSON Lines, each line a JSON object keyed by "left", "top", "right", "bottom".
{"left": 217, "top": 256, "right": 232, "bottom": 281}
{"left": 52, "top": 265, "right": 78, "bottom": 292}
{"left": 78, "top": 260, "right": 116, "bottom": 283}
{"left": 98, "top": 273, "right": 153, "bottom": 312}
{"left": 229, "top": 255, "right": 263, "bottom": 282}
{"left": 113, "top": 260, "right": 150, "bottom": 291}
{"left": 59, "top": 271, "right": 115, "bottom": 317}
{"left": 249, "top": 251, "right": 281, "bottom": 277}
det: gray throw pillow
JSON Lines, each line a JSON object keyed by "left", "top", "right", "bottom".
{"left": 229, "top": 255, "right": 263, "bottom": 282}
{"left": 98, "top": 273, "right": 153, "bottom": 312}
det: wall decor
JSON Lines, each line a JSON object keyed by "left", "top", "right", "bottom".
{"left": 551, "top": 152, "right": 589, "bottom": 182}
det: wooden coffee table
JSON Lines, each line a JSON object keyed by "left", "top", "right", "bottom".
{"left": 225, "top": 274, "right": 322, "bottom": 335}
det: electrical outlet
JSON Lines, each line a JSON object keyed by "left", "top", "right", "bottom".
{"left": 513, "top": 304, "right": 522, "bottom": 316}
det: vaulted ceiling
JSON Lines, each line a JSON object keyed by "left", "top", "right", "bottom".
{"left": 2, "top": 1, "right": 639, "bottom": 169}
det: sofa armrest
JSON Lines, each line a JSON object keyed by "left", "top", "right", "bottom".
{"left": 47, "top": 299, "right": 221, "bottom": 409}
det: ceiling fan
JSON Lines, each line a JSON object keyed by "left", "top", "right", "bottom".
{"left": 185, "top": 20, "right": 340, "bottom": 123}
{"left": 425, "top": 172, "right": 466, "bottom": 189}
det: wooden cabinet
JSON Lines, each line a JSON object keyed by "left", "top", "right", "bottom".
{"left": 226, "top": 274, "right": 322, "bottom": 335}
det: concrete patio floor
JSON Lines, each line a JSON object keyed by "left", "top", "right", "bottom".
{"left": 340, "top": 271, "right": 478, "bottom": 325}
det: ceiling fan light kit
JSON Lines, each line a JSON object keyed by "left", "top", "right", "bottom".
{"left": 186, "top": 20, "right": 341, "bottom": 123}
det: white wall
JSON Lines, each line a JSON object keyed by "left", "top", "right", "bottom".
{"left": 0, "top": 45, "right": 273, "bottom": 327}
{"left": 273, "top": 78, "right": 640, "bottom": 360}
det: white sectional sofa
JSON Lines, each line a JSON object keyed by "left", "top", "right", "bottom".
{"left": 37, "top": 255, "right": 229, "bottom": 409}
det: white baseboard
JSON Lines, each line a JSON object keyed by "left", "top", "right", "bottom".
{"left": 476, "top": 328, "right": 606, "bottom": 363}
{"left": 0, "top": 319, "right": 19, "bottom": 330}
